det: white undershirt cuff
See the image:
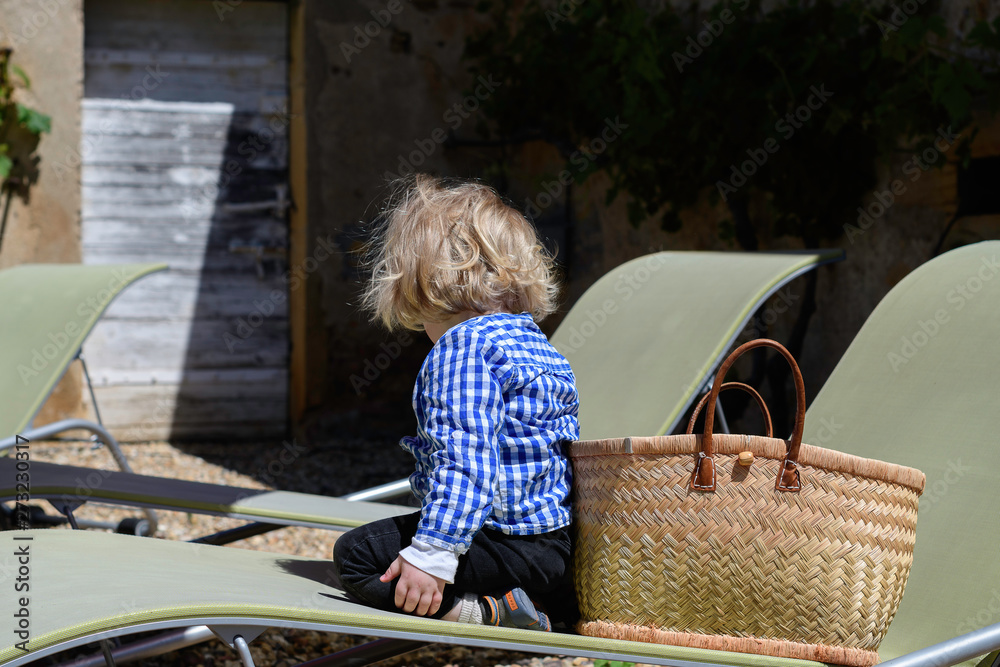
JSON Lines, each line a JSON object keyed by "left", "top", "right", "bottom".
{"left": 398, "top": 538, "right": 460, "bottom": 584}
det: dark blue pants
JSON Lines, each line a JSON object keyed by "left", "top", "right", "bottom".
{"left": 333, "top": 512, "right": 576, "bottom": 623}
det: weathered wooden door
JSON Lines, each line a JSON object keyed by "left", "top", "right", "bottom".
{"left": 81, "top": 0, "right": 290, "bottom": 440}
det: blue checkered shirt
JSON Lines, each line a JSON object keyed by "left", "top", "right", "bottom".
{"left": 400, "top": 313, "right": 580, "bottom": 559}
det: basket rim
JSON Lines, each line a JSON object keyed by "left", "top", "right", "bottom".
{"left": 569, "top": 434, "right": 926, "bottom": 493}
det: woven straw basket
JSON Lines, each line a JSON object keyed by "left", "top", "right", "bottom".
{"left": 569, "top": 339, "right": 925, "bottom": 667}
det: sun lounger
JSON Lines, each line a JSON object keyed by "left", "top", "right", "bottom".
{"left": 2, "top": 243, "right": 995, "bottom": 667}
{"left": 0, "top": 263, "right": 167, "bottom": 470}
{"left": 0, "top": 529, "right": 884, "bottom": 667}
{"left": 0, "top": 264, "right": 167, "bottom": 532}
{"left": 552, "top": 249, "right": 843, "bottom": 439}
{"left": 1, "top": 250, "right": 840, "bottom": 538}
{"left": 0, "top": 457, "right": 410, "bottom": 534}
{"left": 802, "top": 240, "right": 1000, "bottom": 667}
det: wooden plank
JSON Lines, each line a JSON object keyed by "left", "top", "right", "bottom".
{"left": 95, "top": 386, "right": 286, "bottom": 422}
{"left": 90, "top": 367, "right": 286, "bottom": 387}
{"left": 98, "top": 272, "right": 290, "bottom": 321}
{"left": 83, "top": 166, "right": 287, "bottom": 190}
{"left": 94, "top": 384, "right": 286, "bottom": 441}
{"left": 82, "top": 205, "right": 287, "bottom": 224}
{"left": 85, "top": 69, "right": 286, "bottom": 112}
{"left": 83, "top": 183, "right": 288, "bottom": 206}
{"left": 85, "top": 0, "right": 288, "bottom": 52}
{"left": 86, "top": 61, "right": 287, "bottom": 89}
{"left": 86, "top": 49, "right": 284, "bottom": 69}
{"left": 82, "top": 109, "right": 289, "bottom": 139}
{"left": 103, "top": 419, "right": 285, "bottom": 442}
{"left": 288, "top": 0, "right": 316, "bottom": 423}
{"left": 81, "top": 138, "right": 287, "bottom": 169}
{"left": 84, "top": 318, "right": 288, "bottom": 371}
{"left": 84, "top": 248, "right": 284, "bottom": 274}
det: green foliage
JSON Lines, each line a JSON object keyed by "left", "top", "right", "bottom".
{"left": 465, "top": 1, "right": 1000, "bottom": 246}
{"left": 592, "top": 660, "right": 634, "bottom": 667}
{"left": 0, "top": 48, "right": 51, "bottom": 183}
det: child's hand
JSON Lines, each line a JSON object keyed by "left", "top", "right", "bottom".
{"left": 381, "top": 555, "right": 446, "bottom": 617}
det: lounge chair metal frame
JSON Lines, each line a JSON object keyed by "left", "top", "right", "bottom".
{"left": 40, "top": 617, "right": 1000, "bottom": 667}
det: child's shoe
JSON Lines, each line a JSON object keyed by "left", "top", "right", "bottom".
{"left": 481, "top": 588, "right": 551, "bottom": 632}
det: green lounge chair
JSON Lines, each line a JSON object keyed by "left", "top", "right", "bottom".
{"left": 802, "top": 240, "right": 1000, "bottom": 667}
{"left": 1, "top": 250, "right": 841, "bottom": 538}
{"left": 0, "top": 263, "right": 167, "bottom": 532}
{"left": 2, "top": 243, "right": 997, "bottom": 667}
{"left": 552, "top": 249, "right": 842, "bottom": 439}
{"left": 0, "top": 263, "right": 166, "bottom": 468}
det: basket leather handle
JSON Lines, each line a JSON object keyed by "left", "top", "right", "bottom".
{"left": 686, "top": 382, "right": 773, "bottom": 438}
{"left": 690, "top": 339, "right": 806, "bottom": 493}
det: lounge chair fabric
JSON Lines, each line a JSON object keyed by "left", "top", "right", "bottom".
{"left": 0, "top": 264, "right": 166, "bottom": 438}
{"left": 803, "top": 241, "right": 1000, "bottom": 666}
{"left": 0, "top": 529, "right": 826, "bottom": 667}
{"left": 0, "top": 458, "right": 410, "bottom": 529}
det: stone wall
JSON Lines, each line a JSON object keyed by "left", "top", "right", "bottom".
{"left": 0, "top": 0, "right": 85, "bottom": 425}
{"left": 298, "top": 0, "right": 1000, "bottom": 438}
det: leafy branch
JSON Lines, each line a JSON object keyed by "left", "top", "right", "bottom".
{"left": 465, "top": 0, "right": 1000, "bottom": 247}
{"left": 0, "top": 47, "right": 51, "bottom": 250}
{"left": 0, "top": 47, "right": 51, "bottom": 186}
{"left": 463, "top": 0, "right": 1000, "bottom": 428}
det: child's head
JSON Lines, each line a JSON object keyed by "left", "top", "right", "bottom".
{"left": 362, "top": 175, "right": 560, "bottom": 331}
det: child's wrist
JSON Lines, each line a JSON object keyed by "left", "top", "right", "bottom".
{"left": 399, "top": 539, "right": 459, "bottom": 583}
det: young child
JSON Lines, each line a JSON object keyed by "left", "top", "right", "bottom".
{"left": 333, "top": 175, "right": 580, "bottom": 631}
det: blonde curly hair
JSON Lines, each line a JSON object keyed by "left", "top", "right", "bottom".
{"left": 361, "top": 175, "right": 560, "bottom": 331}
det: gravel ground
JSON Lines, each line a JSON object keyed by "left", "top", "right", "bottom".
{"left": 22, "top": 440, "right": 628, "bottom": 667}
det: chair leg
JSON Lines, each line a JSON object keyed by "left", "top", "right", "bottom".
{"left": 4, "top": 418, "right": 160, "bottom": 533}
{"left": 77, "top": 355, "right": 139, "bottom": 477}
{"left": 233, "top": 636, "right": 256, "bottom": 667}
{"left": 50, "top": 626, "right": 215, "bottom": 667}
{"left": 100, "top": 640, "right": 117, "bottom": 667}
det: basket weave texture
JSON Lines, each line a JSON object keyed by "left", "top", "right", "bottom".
{"left": 569, "top": 341, "right": 925, "bottom": 667}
